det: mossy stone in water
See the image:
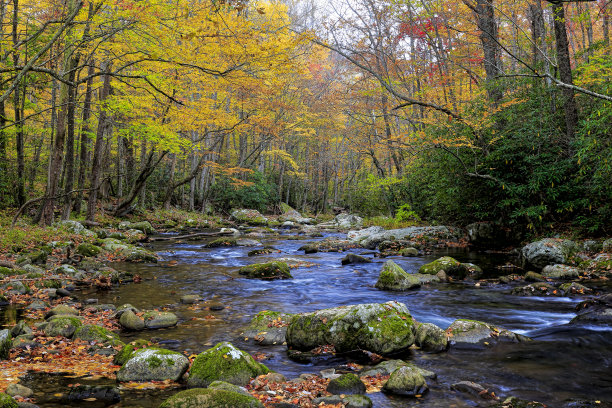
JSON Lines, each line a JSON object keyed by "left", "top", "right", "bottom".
{"left": 187, "top": 342, "right": 269, "bottom": 388}
{"left": 116, "top": 348, "right": 189, "bottom": 382}
{"left": 238, "top": 261, "right": 292, "bottom": 280}
{"left": 0, "top": 393, "right": 18, "bottom": 408}
{"left": 375, "top": 260, "right": 421, "bottom": 290}
{"left": 382, "top": 366, "right": 428, "bottom": 396}
{"left": 142, "top": 311, "right": 178, "bottom": 329}
{"left": 206, "top": 238, "right": 238, "bottom": 248}
{"left": 327, "top": 373, "right": 366, "bottom": 395}
{"left": 44, "top": 316, "right": 82, "bottom": 338}
{"left": 313, "top": 395, "right": 373, "bottom": 408}
{"left": 119, "top": 310, "right": 145, "bottom": 331}
{"left": 113, "top": 339, "right": 152, "bottom": 365}
{"left": 418, "top": 256, "right": 462, "bottom": 275}
{"left": 414, "top": 322, "right": 448, "bottom": 352}
{"left": 73, "top": 324, "right": 123, "bottom": 346}
{"left": 159, "top": 388, "right": 264, "bottom": 408}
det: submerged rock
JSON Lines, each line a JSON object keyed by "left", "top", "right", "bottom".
{"left": 520, "top": 238, "right": 578, "bottom": 270}
{"left": 341, "top": 253, "right": 371, "bottom": 265}
{"left": 159, "top": 388, "right": 264, "bottom": 408}
{"left": 571, "top": 294, "right": 612, "bottom": 325}
{"left": 116, "top": 348, "right": 189, "bottom": 382}
{"left": 382, "top": 365, "right": 428, "bottom": 396}
{"left": 446, "top": 319, "right": 529, "bottom": 349}
{"left": 187, "top": 342, "right": 269, "bottom": 388}
{"left": 286, "top": 301, "right": 415, "bottom": 355}
{"left": 238, "top": 261, "right": 292, "bottom": 280}
{"left": 5, "top": 384, "right": 33, "bottom": 398}
{"left": 66, "top": 385, "right": 120, "bottom": 404}
{"left": 73, "top": 325, "right": 122, "bottom": 346}
{"left": 242, "top": 311, "right": 293, "bottom": 345}
{"left": 375, "top": 261, "right": 421, "bottom": 290}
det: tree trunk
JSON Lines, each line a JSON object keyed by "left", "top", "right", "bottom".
{"left": 12, "top": 0, "right": 25, "bottom": 207}
{"left": 85, "top": 63, "right": 112, "bottom": 222}
{"left": 551, "top": 1, "right": 578, "bottom": 145}
{"left": 61, "top": 68, "right": 78, "bottom": 220}
{"left": 74, "top": 62, "right": 95, "bottom": 215}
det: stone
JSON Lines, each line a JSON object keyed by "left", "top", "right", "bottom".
{"left": 26, "top": 300, "right": 48, "bottom": 310}
{"left": 208, "top": 381, "right": 251, "bottom": 396}
{"left": 206, "top": 238, "right": 237, "bottom": 248}
{"left": 118, "top": 221, "right": 156, "bottom": 234}
{"left": 349, "top": 226, "right": 461, "bottom": 249}
{"left": 559, "top": 282, "right": 591, "bottom": 295}
{"left": 300, "top": 239, "right": 361, "bottom": 254}
{"left": 346, "top": 226, "right": 384, "bottom": 242}
{"left": 446, "top": 319, "right": 529, "bottom": 349}
{"left": 113, "top": 340, "right": 153, "bottom": 366}
{"left": 375, "top": 261, "right": 421, "bottom": 290}
{"left": 73, "top": 325, "right": 122, "bottom": 346}
{"left": 414, "top": 322, "right": 448, "bottom": 352}
{"left": 181, "top": 295, "right": 200, "bottom": 304}
{"left": 401, "top": 247, "right": 419, "bottom": 257}
{"left": 0, "top": 330, "right": 11, "bottom": 359}
{"left": 451, "top": 381, "right": 487, "bottom": 397}
{"left": 123, "top": 229, "right": 146, "bottom": 242}
{"left": 334, "top": 213, "right": 363, "bottom": 229}
{"left": 10, "top": 321, "right": 32, "bottom": 338}
{"left": 326, "top": 373, "right": 366, "bottom": 395}
{"left": 119, "top": 310, "right": 145, "bottom": 331}
{"left": 520, "top": 238, "right": 578, "bottom": 270}
{"left": 66, "top": 385, "right": 120, "bottom": 404}
{"left": 242, "top": 311, "right": 293, "bottom": 346}
{"left": 5, "top": 384, "right": 33, "bottom": 398}
{"left": 582, "top": 240, "right": 602, "bottom": 252}
{"left": 45, "top": 305, "right": 78, "bottom": 319}
{"left": 418, "top": 257, "right": 480, "bottom": 279}
{"left": 603, "top": 239, "right": 612, "bottom": 253}
{"left": 524, "top": 271, "right": 545, "bottom": 282}
{"left": 571, "top": 294, "right": 612, "bottom": 325}
{"left": 0, "top": 393, "right": 18, "bottom": 408}
{"left": 238, "top": 261, "right": 292, "bottom": 280}
{"left": 511, "top": 283, "right": 557, "bottom": 296}
{"left": 360, "top": 360, "right": 436, "bottom": 380}
{"left": 466, "top": 222, "right": 517, "bottom": 248}
{"left": 43, "top": 316, "right": 82, "bottom": 338}
{"left": 341, "top": 253, "right": 372, "bottom": 265}
{"left": 116, "top": 348, "right": 189, "bottom": 382}
{"left": 159, "top": 388, "right": 264, "bottom": 408}
{"left": 231, "top": 209, "right": 269, "bottom": 226}
{"left": 251, "top": 373, "right": 287, "bottom": 388}
{"left": 187, "top": 342, "right": 269, "bottom": 388}
{"left": 142, "top": 311, "right": 178, "bottom": 329}
{"left": 2, "top": 281, "right": 28, "bottom": 295}
{"left": 236, "top": 238, "right": 262, "bottom": 247}
{"left": 16, "top": 249, "right": 48, "bottom": 266}
{"left": 286, "top": 301, "right": 415, "bottom": 355}
{"left": 312, "top": 395, "right": 372, "bottom": 408}
{"left": 76, "top": 243, "right": 102, "bottom": 257}
{"left": 382, "top": 366, "right": 428, "bottom": 396}
{"left": 541, "top": 264, "right": 580, "bottom": 280}
{"left": 115, "top": 303, "right": 140, "bottom": 318}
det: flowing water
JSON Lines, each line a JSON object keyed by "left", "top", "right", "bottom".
{"left": 6, "top": 230, "right": 612, "bottom": 407}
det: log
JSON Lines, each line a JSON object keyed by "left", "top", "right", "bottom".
{"left": 149, "top": 231, "right": 234, "bottom": 242}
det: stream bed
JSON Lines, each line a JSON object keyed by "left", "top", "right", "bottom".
{"left": 8, "top": 230, "right": 612, "bottom": 407}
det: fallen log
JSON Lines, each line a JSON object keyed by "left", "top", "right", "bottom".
{"left": 149, "top": 231, "right": 234, "bottom": 242}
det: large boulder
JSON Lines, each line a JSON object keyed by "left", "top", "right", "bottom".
{"left": 520, "top": 238, "right": 578, "bottom": 270}
{"left": 347, "top": 226, "right": 385, "bottom": 243}
{"left": 334, "top": 213, "right": 363, "bottom": 229}
{"left": 230, "top": 209, "right": 268, "bottom": 226}
{"left": 242, "top": 311, "right": 293, "bottom": 345}
{"left": 159, "top": 388, "right": 264, "bottom": 408}
{"left": 446, "top": 319, "right": 529, "bottom": 349}
{"left": 100, "top": 239, "right": 157, "bottom": 262}
{"left": 278, "top": 207, "right": 313, "bottom": 224}
{"left": 116, "top": 348, "right": 189, "bottom": 382}
{"left": 76, "top": 243, "right": 102, "bottom": 257}
{"left": 541, "top": 264, "right": 580, "bottom": 280}
{"left": 286, "top": 301, "right": 415, "bottom": 355}
{"left": 238, "top": 261, "right": 292, "bottom": 280}
{"left": 349, "top": 226, "right": 461, "bottom": 249}
{"left": 375, "top": 261, "right": 421, "bottom": 290}
{"left": 382, "top": 366, "right": 428, "bottom": 396}
{"left": 419, "top": 257, "right": 464, "bottom": 276}
{"left": 187, "top": 342, "right": 269, "bottom": 388}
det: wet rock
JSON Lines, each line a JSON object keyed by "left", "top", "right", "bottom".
{"left": 559, "top": 282, "right": 591, "bottom": 295}
{"left": 247, "top": 247, "right": 277, "bottom": 257}
{"left": 347, "top": 226, "right": 384, "bottom": 242}
{"left": 231, "top": 209, "right": 269, "bottom": 226}
{"left": 113, "top": 340, "right": 153, "bottom": 365}
{"left": 436, "top": 270, "right": 448, "bottom": 282}
{"left": 114, "top": 303, "right": 140, "bottom": 318}
{"left": 242, "top": 311, "right": 293, "bottom": 345}
{"left": 181, "top": 295, "right": 200, "bottom": 304}
{"left": 401, "top": 247, "right": 419, "bottom": 257}
{"left": 187, "top": 342, "right": 269, "bottom": 388}
{"left": 490, "top": 397, "right": 547, "bottom": 407}
{"left": 5, "top": 384, "right": 32, "bottom": 398}
{"left": 159, "top": 388, "right": 264, "bottom": 408}
{"left": 511, "top": 283, "right": 558, "bottom": 296}
{"left": 361, "top": 360, "right": 436, "bottom": 380}
{"left": 0, "top": 393, "right": 18, "bottom": 408}
{"left": 73, "top": 325, "right": 122, "bottom": 346}
{"left": 45, "top": 305, "right": 78, "bottom": 319}
{"left": 10, "top": 321, "right": 32, "bottom": 338}
{"left": 300, "top": 238, "right": 361, "bottom": 254}
{"left": 43, "top": 316, "right": 82, "bottom": 338}
{"left": 116, "top": 348, "right": 189, "bottom": 382}
{"left": 66, "top": 385, "right": 120, "bottom": 404}
{"left": 520, "top": 238, "right": 578, "bottom": 270}
{"left": 205, "top": 238, "right": 237, "bottom": 248}
{"left": 541, "top": 264, "right": 580, "bottom": 280}
{"left": 350, "top": 226, "right": 461, "bottom": 249}
{"left": 341, "top": 253, "right": 372, "bottom": 265}
{"left": 326, "top": 373, "right": 366, "bottom": 395}
{"left": 375, "top": 261, "right": 421, "bottom": 290}
{"left": 446, "top": 319, "right": 529, "bottom": 349}
{"left": 220, "top": 227, "right": 241, "bottom": 237}
{"left": 118, "top": 220, "right": 156, "bottom": 235}
{"left": 524, "top": 271, "right": 545, "bottom": 282}
{"left": 286, "top": 301, "right": 415, "bottom": 355}
{"left": 75, "top": 243, "right": 102, "bottom": 257}
{"left": 382, "top": 365, "right": 428, "bottom": 396}
{"left": 142, "top": 311, "right": 178, "bottom": 329}
{"left": 236, "top": 238, "right": 261, "bottom": 247}
{"left": 334, "top": 213, "right": 363, "bottom": 229}
{"left": 571, "top": 294, "right": 612, "bottom": 325}
{"left": 0, "top": 329, "right": 11, "bottom": 359}
{"left": 208, "top": 381, "right": 251, "bottom": 396}
{"left": 450, "top": 381, "right": 487, "bottom": 397}
{"left": 419, "top": 257, "right": 481, "bottom": 279}
{"left": 414, "top": 322, "right": 448, "bottom": 352}
{"left": 312, "top": 395, "right": 372, "bottom": 408}
{"left": 238, "top": 261, "right": 292, "bottom": 280}
{"left": 119, "top": 310, "right": 145, "bottom": 330}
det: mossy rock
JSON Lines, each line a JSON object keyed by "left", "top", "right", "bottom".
{"left": 0, "top": 329, "right": 11, "bottom": 360}
{"left": 327, "top": 373, "right": 366, "bottom": 395}
{"left": 313, "top": 395, "right": 372, "bottom": 408}
{"left": 0, "top": 267, "right": 14, "bottom": 276}
{"left": 119, "top": 310, "right": 145, "bottom": 331}
{"left": 524, "top": 271, "right": 545, "bottom": 282}
{"left": 401, "top": 247, "right": 419, "bottom": 257}
{"left": 159, "top": 388, "right": 264, "bottom": 408}
{"left": 511, "top": 283, "right": 557, "bottom": 296}
{"left": 208, "top": 381, "right": 251, "bottom": 396}
{"left": 76, "top": 243, "right": 102, "bottom": 257}
{"left": 375, "top": 260, "right": 421, "bottom": 291}
{"left": 247, "top": 247, "right": 277, "bottom": 257}
{"left": 74, "top": 325, "right": 123, "bottom": 346}
{"left": 186, "top": 342, "right": 269, "bottom": 388}
{"left": 238, "top": 261, "right": 292, "bottom": 280}
{"left": 418, "top": 256, "right": 462, "bottom": 275}
{"left": 116, "top": 348, "right": 189, "bottom": 382}
{"left": 286, "top": 301, "right": 415, "bottom": 355}
{"left": 118, "top": 221, "right": 155, "bottom": 235}
{"left": 490, "top": 397, "right": 547, "bottom": 408}
{"left": 45, "top": 305, "right": 79, "bottom": 319}
{"left": 113, "top": 339, "right": 153, "bottom": 365}
{"left": 446, "top": 319, "right": 529, "bottom": 349}
{"left": 16, "top": 249, "right": 49, "bottom": 266}
{"left": 414, "top": 322, "right": 448, "bottom": 352}
{"left": 0, "top": 393, "right": 18, "bottom": 408}
{"left": 2, "top": 280, "right": 29, "bottom": 295}
{"left": 361, "top": 360, "right": 436, "bottom": 381}
{"left": 382, "top": 365, "right": 428, "bottom": 397}
{"left": 142, "top": 311, "right": 178, "bottom": 329}
{"left": 230, "top": 209, "right": 269, "bottom": 226}
{"left": 206, "top": 238, "right": 238, "bottom": 248}
{"left": 541, "top": 264, "right": 580, "bottom": 280}
{"left": 242, "top": 310, "right": 293, "bottom": 345}
{"left": 44, "top": 316, "right": 82, "bottom": 338}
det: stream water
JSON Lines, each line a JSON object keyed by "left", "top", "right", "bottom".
{"left": 6, "top": 230, "right": 612, "bottom": 407}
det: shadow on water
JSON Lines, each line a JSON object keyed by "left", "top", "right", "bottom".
{"left": 3, "top": 230, "right": 612, "bottom": 407}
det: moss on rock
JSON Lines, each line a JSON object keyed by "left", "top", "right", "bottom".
{"left": 159, "top": 388, "right": 264, "bottom": 408}
{"left": 375, "top": 261, "right": 421, "bottom": 291}
{"left": 44, "top": 316, "right": 82, "bottom": 338}
{"left": 187, "top": 342, "right": 269, "bottom": 388}
{"left": 327, "top": 373, "right": 366, "bottom": 395}
{"left": 238, "top": 261, "right": 292, "bottom": 280}
{"left": 116, "top": 348, "right": 189, "bottom": 382}
{"left": 74, "top": 325, "right": 123, "bottom": 346}
{"left": 0, "top": 393, "right": 18, "bottom": 408}
{"left": 76, "top": 243, "right": 102, "bottom": 257}
{"left": 206, "top": 238, "right": 238, "bottom": 248}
